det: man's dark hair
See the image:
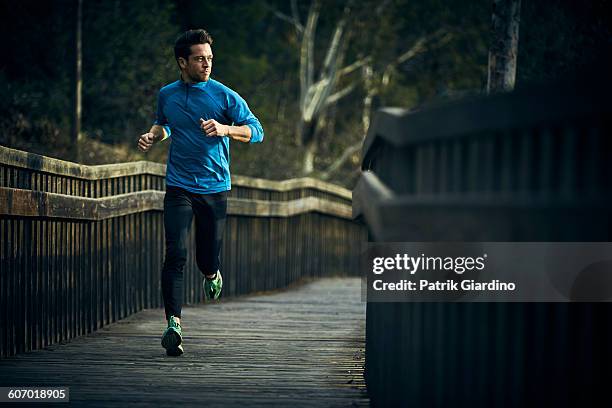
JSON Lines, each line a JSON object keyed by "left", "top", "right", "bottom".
{"left": 174, "top": 29, "right": 213, "bottom": 64}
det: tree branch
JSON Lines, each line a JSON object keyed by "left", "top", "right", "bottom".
{"left": 381, "top": 30, "right": 454, "bottom": 86}
{"left": 291, "top": 0, "right": 301, "bottom": 28}
{"left": 305, "top": 0, "right": 353, "bottom": 122}
{"left": 265, "top": 1, "right": 304, "bottom": 33}
{"left": 320, "top": 143, "right": 362, "bottom": 180}
{"left": 337, "top": 56, "right": 372, "bottom": 78}
{"left": 325, "top": 83, "right": 356, "bottom": 106}
{"left": 320, "top": 0, "right": 353, "bottom": 76}
{"left": 302, "top": 78, "right": 329, "bottom": 122}
{"left": 300, "top": 0, "right": 321, "bottom": 111}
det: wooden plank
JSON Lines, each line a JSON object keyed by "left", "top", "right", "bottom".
{"left": 361, "top": 77, "right": 611, "bottom": 162}
{"left": 232, "top": 175, "right": 352, "bottom": 200}
{"left": 582, "top": 126, "right": 600, "bottom": 197}
{"left": 352, "top": 171, "right": 394, "bottom": 220}
{"left": 0, "top": 146, "right": 165, "bottom": 180}
{"left": 0, "top": 188, "right": 164, "bottom": 219}
{"left": 17, "top": 218, "right": 24, "bottom": 354}
{"left": 59, "top": 220, "right": 65, "bottom": 342}
{"left": 50, "top": 220, "right": 56, "bottom": 345}
{"left": 23, "top": 218, "right": 31, "bottom": 352}
{"left": 40, "top": 220, "right": 47, "bottom": 349}
{"left": 9, "top": 218, "right": 16, "bottom": 355}
{"left": 560, "top": 127, "right": 576, "bottom": 199}
{"left": 437, "top": 142, "right": 449, "bottom": 194}
{"left": 0, "top": 188, "right": 352, "bottom": 220}
{"left": 449, "top": 139, "right": 462, "bottom": 193}
{"left": 0, "top": 278, "right": 368, "bottom": 407}
{"left": 353, "top": 170, "right": 612, "bottom": 241}
{"left": 0, "top": 218, "right": 6, "bottom": 357}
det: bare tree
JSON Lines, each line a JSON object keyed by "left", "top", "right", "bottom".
{"left": 487, "top": 0, "right": 521, "bottom": 93}
{"left": 297, "top": 0, "right": 356, "bottom": 174}
{"left": 274, "top": 1, "right": 452, "bottom": 177}
{"left": 320, "top": 31, "right": 453, "bottom": 180}
{"left": 273, "top": 0, "right": 368, "bottom": 174}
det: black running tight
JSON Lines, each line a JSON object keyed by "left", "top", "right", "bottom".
{"left": 161, "top": 185, "right": 227, "bottom": 320}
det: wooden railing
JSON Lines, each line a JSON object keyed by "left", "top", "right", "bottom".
{"left": 0, "top": 145, "right": 364, "bottom": 358}
{"left": 354, "top": 75, "right": 612, "bottom": 407}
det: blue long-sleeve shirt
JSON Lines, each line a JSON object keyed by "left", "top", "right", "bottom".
{"left": 154, "top": 78, "right": 264, "bottom": 194}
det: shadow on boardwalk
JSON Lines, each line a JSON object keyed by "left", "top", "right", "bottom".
{"left": 0, "top": 277, "right": 369, "bottom": 407}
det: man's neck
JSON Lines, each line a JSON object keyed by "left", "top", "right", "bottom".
{"left": 180, "top": 73, "right": 208, "bottom": 85}
{"left": 180, "top": 73, "right": 195, "bottom": 84}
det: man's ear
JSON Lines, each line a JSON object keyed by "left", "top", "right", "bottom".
{"left": 178, "top": 57, "right": 187, "bottom": 69}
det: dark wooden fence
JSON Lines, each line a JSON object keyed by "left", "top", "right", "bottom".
{"left": 0, "top": 146, "right": 364, "bottom": 358}
{"left": 354, "top": 76, "right": 612, "bottom": 407}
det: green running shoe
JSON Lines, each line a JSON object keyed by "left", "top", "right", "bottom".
{"left": 204, "top": 270, "right": 223, "bottom": 301}
{"left": 167, "top": 344, "right": 183, "bottom": 357}
{"left": 161, "top": 315, "right": 183, "bottom": 356}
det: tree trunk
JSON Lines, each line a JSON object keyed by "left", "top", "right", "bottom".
{"left": 296, "top": 0, "right": 353, "bottom": 172}
{"left": 297, "top": 0, "right": 321, "bottom": 146}
{"left": 300, "top": 119, "right": 319, "bottom": 173}
{"left": 302, "top": 136, "right": 318, "bottom": 174}
{"left": 487, "top": 0, "right": 521, "bottom": 93}
{"left": 72, "top": 0, "right": 83, "bottom": 162}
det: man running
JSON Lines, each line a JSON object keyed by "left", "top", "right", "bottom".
{"left": 137, "top": 29, "right": 264, "bottom": 356}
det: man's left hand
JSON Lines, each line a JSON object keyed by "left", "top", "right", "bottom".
{"left": 200, "top": 118, "right": 229, "bottom": 137}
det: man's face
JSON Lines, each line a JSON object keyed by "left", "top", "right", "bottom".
{"left": 180, "top": 43, "right": 213, "bottom": 82}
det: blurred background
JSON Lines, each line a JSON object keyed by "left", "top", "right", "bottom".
{"left": 0, "top": 0, "right": 610, "bottom": 188}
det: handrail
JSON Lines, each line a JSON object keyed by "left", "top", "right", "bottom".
{"left": 0, "top": 145, "right": 351, "bottom": 200}
{"left": 361, "top": 77, "right": 610, "bottom": 165}
{"left": 0, "top": 145, "right": 165, "bottom": 179}
{"left": 232, "top": 175, "right": 351, "bottom": 200}
{"left": 353, "top": 171, "right": 611, "bottom": 241}
{"left": 0, "top": 186, "right": 352, "bottom": 220}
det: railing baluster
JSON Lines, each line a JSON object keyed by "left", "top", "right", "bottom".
{"left": 560, "top": 127, "right": 577, "bottom": 199}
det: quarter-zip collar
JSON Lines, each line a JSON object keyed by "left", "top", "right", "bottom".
{"left": 179, "top": 74, "right": 210, "bottom": 89}
{"left": 179, "top": 75, "right": 211, "bottom": 110}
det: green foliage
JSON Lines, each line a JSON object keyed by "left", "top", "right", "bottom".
{"left": 1, "top": 0, "right": 609, "bottom": 187}
{"left": 0, "top": 0, "right": 74, "bottom": 153}
{"left": 518, "top": 0, "right": 612, "bottom": 84}
{"left": 0, "top": 0, "right": 178, "bottom": 157}
{"left": 81, "top": 0, "right": 177, "bottom": 142}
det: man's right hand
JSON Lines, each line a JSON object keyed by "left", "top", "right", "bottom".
{"left": 137, "top": 132, "right": 155, "bottom": 152}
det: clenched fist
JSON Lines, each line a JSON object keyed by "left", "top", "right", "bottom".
{"left": 200, "top": 118, "right": 229, "bottom": 137}
{"left": 137, "top": 132, "right": 155, "bottom": 152}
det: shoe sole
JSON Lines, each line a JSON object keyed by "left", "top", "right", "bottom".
{"left": 161, "top": 328, "right": 182, "bottom": 350}
{"left": 166, "top": 344, "right": 184, "bottom": 357}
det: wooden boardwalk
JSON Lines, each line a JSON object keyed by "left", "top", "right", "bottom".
{"left": 0, "top": 277, "right": 369, "bottom": 407}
